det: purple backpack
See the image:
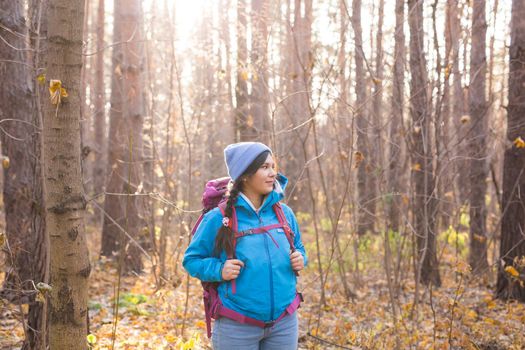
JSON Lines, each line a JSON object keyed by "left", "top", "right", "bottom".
{"left": 190, "top": 177, "right": 302, "bottom": 338}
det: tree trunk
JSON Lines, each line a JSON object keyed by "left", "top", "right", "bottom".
{"left": 101, "top": 0, "right": 125, "bottom": 257}
{"left": 101, "top": 0, "right": 146, "bottom": 273}
{"left": 468, "top": 0, "right": 489, "bottom": 273}
{"left": 279, "top": 0, "right": 312, "bottom": 211}
{"left": 369, "top": 0, "right": 384, "bottom": 233}
{"left": 453, "top": 1, "right": 469, "bottom": 206}
{"left": 387, "top": 0, "right": 405, "bottom": 233}
{"left": 93, "top": 0, "right": 106, "bottom": 216}
{"left": 408, "top": 0, "right": 441, "bottom": 287}
{"left": 0, "top": 1, "right": 48, "bottom": 348}
{"left": 496, "top": 0, "right": 525, "bottom": 302}
{"left": 236, "top": 0, "right": 254, "bottom": 141}
{"left": 351, "top": 0, "right": 372, "bottom": 235}
{"left": 42, "top": 0, "right": 91, "bottom": 348}
{"left": 251, "top": 0, "right": 270, "bottom": 144}
{"left": 441, "top": 0, "right": 455, "bottom": 230}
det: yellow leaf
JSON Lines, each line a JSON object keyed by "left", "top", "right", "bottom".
{"left": 2, "top": 157, "right": 9, "bottom": 169}
{"left": 486, "top": 299, "right": 496, "bottom": 310}
{"left": 0, "top": 232, "right": 5, "bottom": 247}
{"left": 37, "top": 73, "right": 46, "bottom": 85}
{"left": 86, "top": 333, "right": 97, "bottom": 345}
{"left": 49, "top": 79, "right": 68, "bottom": 105}
{"left": 473, "top": 233, "right": 487, "bottom": 243}
{"left": 348, "top": 331, "right": 357, "bottom": 343}
{"left": 465, "top": 309, "right": 478, "bottom": 321}
{"left": 35, "top": 291, "right": 46, "bottom": 303}
{"left": 240, "top": 70, "right": 249, "bottom": 81}
{"left": 460, "top": 115, "right": 471, "bottom": 124}
{"left": 444, "top": 64, "right": 452, "bottom": 79}
{"left": 195, "top": 320, "right": 206, "bottom": 329}
{"left": 372, "top": 77, "right": 382, "bottom": 85}
{"left": 456, "top": 260, "right": 471, "bottom": 275}
{"left": 246, "top": 115, "right": 254, "bottom": 128}
{"left": 412, "top": 163, "right": 421, "bottom": 171}
{"left": 505, "top": 265, "right": 520, "bottom": 278}
{"left": 484, "top": 317, "right": 498, "bottom": 325}
{"left": 513, "top": 137, "right": 525, "bottom": 149}
{"left": 354, "top": 151, "right": 364, "bottom": 168}
{"left": 164, "top": 334, "right": 177, "bottom": 343}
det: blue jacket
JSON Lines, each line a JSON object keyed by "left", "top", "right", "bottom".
{"left": 183, "top": 174, "right": 307, "bottom": 322}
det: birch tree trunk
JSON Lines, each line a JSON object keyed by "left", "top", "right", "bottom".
{"left": 42, "top": 0, "right": 91, "bottom": 348}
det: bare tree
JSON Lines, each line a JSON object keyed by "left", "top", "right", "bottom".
{"left": 407, "top": 0, "right": 441, "bottom": 287}
{"left": 387, "top": 0, "right": 405, "bottom": 233}
{"left": 497, "top": 0, "right": 525, "bottom": 302}
{"left": 251, "top": 0, "right": 270, "bottom": 143}
{"left": 351, "top": 0, "right": 372, "bottom": 235}
{"left": 101, "top": 0, "right": 146, "bottom": 273}
{"left": 468, "top": 0, "right": 489, "bottom": 273}
{"left": 93, "top": 0, "right": 106, "bottom": 212}
{"left": 0, "top": 1, "right": 48, "bottom": 348}
{"left": 236, "top": 0, "right": 254, "bottom": 141}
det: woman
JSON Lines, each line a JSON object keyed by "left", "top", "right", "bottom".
{"left": 183, "top": 142, "right": 307, "bottom": 350}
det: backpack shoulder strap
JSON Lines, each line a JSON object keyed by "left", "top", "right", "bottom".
{"left": 273, "top": 202, "right": 295, "bottom": 251}
{"left": 191, "top": 212, "right": 205, "bottom": 236}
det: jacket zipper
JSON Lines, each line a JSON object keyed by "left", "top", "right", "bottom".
{"left": 259, "top": 214, "right": 274, "bottom": 320}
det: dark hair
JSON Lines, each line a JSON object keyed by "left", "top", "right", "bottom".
{"left": 215, "top": 150, "right": 271, "bottom": 256}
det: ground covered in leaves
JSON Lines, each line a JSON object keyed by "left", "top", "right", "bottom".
{"left": 2, "top": 228, "right": 525, "bottom": 349}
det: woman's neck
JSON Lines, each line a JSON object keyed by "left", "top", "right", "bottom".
{"left": 241, "top": 189, "right": 264, "bottom": 210}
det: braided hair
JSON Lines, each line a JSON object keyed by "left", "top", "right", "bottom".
{"left": 215, "top": 150, "right": 271, "bottom": 256}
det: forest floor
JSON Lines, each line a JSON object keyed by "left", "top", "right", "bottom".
{"left": 2, "top": 225, "right": 525, "bottom": 349}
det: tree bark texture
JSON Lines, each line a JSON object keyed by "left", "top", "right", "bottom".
{"left": 497, "top": 0, "right": 525, "bottom": 302}
{"left": 468, "top": 0, "right": 489, "bottom": 273}
{"left": 236, "top": 0, "right": 254, "bottom": 141}
{"left": 42, "top": 0, "right": 91, "bottom": 348}
{"left": 0, "top": 1, "right": 48, "bottom": 348}
{"left": 93, "top": 0, "right": 106, "bottom": 207}
{"left": 351, "top": 0, "right": 372, "bottom": 235}
{"left": 407, "top": 0, "right": 441, "bottom": 287}
{"left": 251, "top": 0, "right": 270, "bottom": 144}
{"left": 280, "top": 0, "right": 312, "bottom": 211}
{"left": 387, "top": 0, "right": 405, "bottom": 233}
{"left": 101, "top": 0, "right": 146, "bottom": 273}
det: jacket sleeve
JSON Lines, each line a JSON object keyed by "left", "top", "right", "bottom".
{"left": 182, "top": 210, "right": 225, "bottom": 282}
{"left": 282, "top": 204, "right": 308, "bottom": 267}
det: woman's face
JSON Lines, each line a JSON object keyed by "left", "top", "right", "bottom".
{"left": 243, "top": 154, "right": 277, "bottom": 196}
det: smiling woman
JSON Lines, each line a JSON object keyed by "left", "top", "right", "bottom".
{"left": 183, "top": 142, "right": 307, "bottom": 350}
